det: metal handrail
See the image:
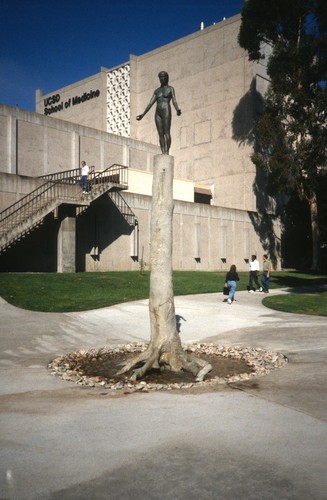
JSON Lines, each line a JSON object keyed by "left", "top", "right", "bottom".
{"left": 41, "top": 166, "right": 95, "bottom": 183}
{"left": 90, "top": 164, "right": 128, "bottom": 189}
{"left": 108, "top": 191, "right": 137, "bottom": 226}
{"left": 41, "top": 164, "right": 128, "bottom": 188}
{"left": 0, "top": 164, "right": 129, "bottom": 236}
{"left": 0, "top": 181, "right": 77, "bottom": 233}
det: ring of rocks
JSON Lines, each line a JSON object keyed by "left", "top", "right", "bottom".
{"left": 48, "top": 343, "right": 288, "bottom": 393}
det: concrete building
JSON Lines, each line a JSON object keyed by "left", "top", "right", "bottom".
{"left": 0, "top": 14, "right": 280, "bottom": 273}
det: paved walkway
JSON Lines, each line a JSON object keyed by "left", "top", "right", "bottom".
{"left": 0, "top": 288, "right": 326, "bottom": 499}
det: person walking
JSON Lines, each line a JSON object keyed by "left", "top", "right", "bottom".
{"left": 225, "top": 264, "right": 240, "bottom": 304}
{"left": 248, "top": 254, "right": 260, "bottom": 292}
{"left": 261, "top": 254, "right": 272, "bottom": 293}
{"left": 80, "top": 160, "right": 90, "bottom": 194}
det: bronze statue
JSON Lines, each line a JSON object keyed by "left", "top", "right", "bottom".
{"left": 136, "top": 71, "right": 181, "bottom": 155}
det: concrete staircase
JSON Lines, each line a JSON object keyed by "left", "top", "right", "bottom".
{"left": 0, "top": 164, "right": 136, "bottom": 254}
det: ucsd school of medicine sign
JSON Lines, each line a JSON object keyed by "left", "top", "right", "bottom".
{"left": 43, "top": 89, "right": 100, "bottom": 115}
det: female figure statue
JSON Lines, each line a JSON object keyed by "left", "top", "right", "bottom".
{"left": 137, "top": 71, "right": 181, "bottom": 154}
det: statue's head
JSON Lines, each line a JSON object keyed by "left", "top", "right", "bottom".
{"left": 158, "top": 71, "right": 169, "bottom": 84}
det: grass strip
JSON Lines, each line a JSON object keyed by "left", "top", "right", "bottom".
{"left": 263, "top": 291, "right": 327, "bottom": 317}
{"left": 0, "top": 271, "right": 325, "bottom": 314}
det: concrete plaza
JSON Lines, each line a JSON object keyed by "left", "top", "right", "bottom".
{"left": 0, "top": 288, "right": 326, "bottom": 499}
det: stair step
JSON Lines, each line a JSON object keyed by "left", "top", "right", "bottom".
{"left": 0, "top": 169, "right": 129, "bottom": 254}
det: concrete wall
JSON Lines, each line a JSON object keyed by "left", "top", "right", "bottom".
{"left": 0, "top": 103, "right": 160, "bottom": 180}
{"left": 0, "top": 102, "right": 281, "bottom": 273}
{"left": 0, "top": 172, "right": 45, "bottom": 212}
{"left": 80, "top": 191, "right": 280, "bottom": 273}
{"left": 33, "top": 15, "right": 263, "bottom": 214}
{"left": 126, "top": 169, "right": 195, "bottom": 202}
{"left": 130, "top": 15, "right": 259, "bottom": 212}
{"left": 0, "top": 169, "right": 281, "bottom": 273}
{"left": 0, "top": 14, "right": 281, "bottom": 272}
{"left": 35, "top": 68, "right": 108, "bottom": 131}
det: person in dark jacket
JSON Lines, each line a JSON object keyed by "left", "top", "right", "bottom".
{"left": 225, "top": 264, "right": 240, "bottom": 304}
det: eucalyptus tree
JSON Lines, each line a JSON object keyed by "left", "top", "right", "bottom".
{"left": 238, "top": 0, "right": 327, "bottom": 270}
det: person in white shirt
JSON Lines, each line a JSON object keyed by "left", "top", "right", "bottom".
{"left": 80, "top": 160, "right": 90, "bottom": 193}
{"left": 248, "top": 254, "right": 260, "bottom": 292}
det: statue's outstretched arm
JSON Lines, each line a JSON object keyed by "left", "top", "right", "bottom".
{"left": 136, "top": 92, "right": 157, "bottom": 121}
{"left": 171, "top": 87, "right": 182, "bottom": 115}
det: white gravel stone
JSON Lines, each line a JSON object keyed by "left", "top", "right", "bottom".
{"left": 47, "top": 342, "right": 288, "bottom": 393}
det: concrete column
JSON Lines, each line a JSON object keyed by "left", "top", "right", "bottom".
{"left": 71, "top": 131, "right": 79, "bottom": 172}
{"left": 57, "top": 206, "right": 76, "bottom": 273}
{"left": 8, "top": 113, "right": 17, "bottom": 175}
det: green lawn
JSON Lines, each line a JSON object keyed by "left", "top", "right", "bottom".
{"left": 0, "top": 271, "right": 326, "bottom": 315}
{"left": 263, "top": 290, "right": 327, "bottom": 316}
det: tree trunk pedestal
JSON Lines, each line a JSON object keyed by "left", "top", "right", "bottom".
{"left": 117, "top": 155, "right": 212, "bottom": 381}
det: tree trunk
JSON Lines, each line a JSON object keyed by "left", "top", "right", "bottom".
{"left": 308, "top": 192, "right": 321, "bottom": 271}
{"left": 117, "top": 155, "right": 212, "bottom": 381}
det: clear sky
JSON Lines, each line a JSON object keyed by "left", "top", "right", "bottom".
{"left": 1, "top": 0, "right": 245, "bottom": 112}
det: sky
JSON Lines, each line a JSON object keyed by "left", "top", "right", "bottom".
{"left": 1, "top": 0, "right": 245, "bottom": 112}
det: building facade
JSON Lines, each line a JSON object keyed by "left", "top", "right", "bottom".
{"left": 0, "top": 14, "right": 280, "bottom": 273}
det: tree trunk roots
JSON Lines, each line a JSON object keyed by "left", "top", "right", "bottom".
{"left": 116, "top": 343, "right": 212, "bottom": 382}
